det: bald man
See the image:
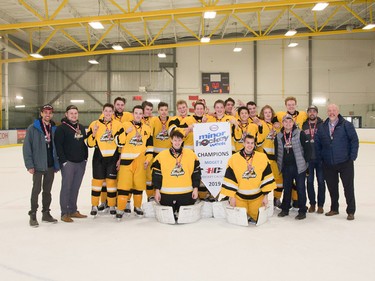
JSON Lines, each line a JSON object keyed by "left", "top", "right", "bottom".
{"left": 315, "top": 104, "right": 359, "bottom": 221}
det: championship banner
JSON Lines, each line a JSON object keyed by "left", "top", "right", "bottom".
{"left": 193, "top": 122, "right": 232, "bottom": 197}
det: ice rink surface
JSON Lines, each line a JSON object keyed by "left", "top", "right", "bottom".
{"left": 0, "top": 144, "right": 374, "bottom": 281}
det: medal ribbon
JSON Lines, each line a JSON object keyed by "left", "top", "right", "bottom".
{"left": 42, "top": 121, "right": 51, "bottom": 144}
{"left": 63, "top": 121, "right": 80, "bottom": 134}
{"left": 308, "top": 121, "right": 316, "bottom": 140}
{"left": 242, "top": 150, "right": 254, "bottom": 171}
{"left": 171, "top": 147, "right": 183, "bottom": 167}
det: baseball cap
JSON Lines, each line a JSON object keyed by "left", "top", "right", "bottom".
{"left": 282, "top": 114, "right": 294, "bottom": 121}
{"left": 66, "top": 105, "right": 78, "bottom": 112}
{"left": 307, "top": 105, "right": 318, "bottom": 112}
{"left": 41, "top": 104, "right": 53, "bottom": 112}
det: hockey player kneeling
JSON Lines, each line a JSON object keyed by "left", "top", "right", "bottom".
{"left": 152, "top": 130, "right": 202, "bottom": 224}
{"left": 220, "top": 134, "right": 276, "bottom": 226}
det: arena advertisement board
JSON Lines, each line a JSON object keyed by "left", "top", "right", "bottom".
{"left": 17, "top": 130, "right": 26, "bottom": 144}
{"left": 193, "top": 122, "right": 232, "bottom": 197}
{"left": 0, "top": 130, "right": 10, "bottom": 146}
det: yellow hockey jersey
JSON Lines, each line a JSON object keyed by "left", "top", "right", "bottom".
{"left": 233, "top": 121, "right": 259, "bottom": 152}
{"left": 256, "top": 121, "right": 280, "bottom": 161}
{"left": 116, "top": 121, "right": 153, "bottom": 163}
{"left": 99, "top": 112, "right": 133, "bottom": 124}
{"left": 152, "top": 148, "right": 201, "bottom": 194}
{"left": 207, "top": 114, "right": 236, "bottom": 123}
{"left": 221, "top": 150, "right": 276, "bottom": 200}
{"left": 275, "top": 111, "right": 308, "bottom": 129}
{"left": 87, "top": 118, "right": 123, "bottom": 157}
{"left": 150, "top": 116, "right": 174, "bottom": 154}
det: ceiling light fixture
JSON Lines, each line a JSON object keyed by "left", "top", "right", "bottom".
{"left": 363, "top": 23, "right": 375, "bottom": 30}
{"left": 15, "top": 105, "right": 25, "bottom": 108}
{"left": 112, "top": 44, "right": 123, "bottom": 51}
{"left": 285, "top": 29, "right": 297, "bottom": 36}
{"left": 312, "top": 3, "right": 329, "bottom": 11}
{"left": 201, "top": 36, "right": 211, "bottom": 43}
{"left": 147, "top": 99, "right": 161, "bottom": 103}
{"left": 158, "top": 52, "right": 167, "bottom": 58}
{"left": 232, "top": 22, "right": 242, "bottom": 53}
{"left": 30, "top": 53, "right": 44, "bottom": 59}
{"left": 70, "top": 100, "right": 85, "bottom": 103}
{"left": 204, "top": 11, "right": 216, "bottom": 19}
{"left": 16, "top": 96, "right": 24, "bottom": 100}
{"left": 88, "top": 59, "right": 99, "bottom": 64}
{"left": 288, "top": 42, "right": 299, "bottom": 48}
{"left": 89, "top": 21, "right": 104, "bottom": 29}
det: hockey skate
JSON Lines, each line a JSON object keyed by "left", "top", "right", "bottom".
{"left": 109, "top": 206, "right": 116, "bottom": 216}
{"left": 98, "top": 202, "right": 108, "bottom": 212}
{"left": 134, "top": 207, "right": 144, "bottom": 217}
{"left": 124, "top": 200, "right": 131, "bottom": 216}
{"left": 116, "top": 210, "right": 124, "bottom": 221}
{"left": 90, "top": 206, "right": 98, "bottom": 218}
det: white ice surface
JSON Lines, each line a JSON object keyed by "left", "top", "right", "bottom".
{"left": 0, "top": 145, "right": 374, "bottom": 281}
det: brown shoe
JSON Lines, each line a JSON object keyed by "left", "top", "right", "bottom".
{"left": 61, "top": 214, "right": 73, "bottom": 223}
{"left": 70, "top": 211, "right": 87, "bottom": 218}
{"left": 347, "top": 214, "right": 355, "bottom": 221}
{"left": 317, "top": 207, "right": 324, "bottom": 214}
{"left": 325, "top": 210, "right": 339, "bottom": 216}
{"left": 308, "top": 205, "right": 316, "bottom": 213}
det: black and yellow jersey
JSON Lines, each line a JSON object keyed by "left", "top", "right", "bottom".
{"left": 116, "top": 121, "right": 153, "bottom": 163}
{"left": 207, "top": 114, "right": 236, "bottom": 123}
{"left": 99, "top": 112, "right": 133, "bottom": 124}
{"left": 86, "top": 118, "right": 123, "bottom": 157}
{"left": 221, "top": 149, "right": 276, "bottom": 200}
{"left": 233, "top": 121, "right": 259, "bottom": 152}
{"left": 150, "top": 116, "right": 174, "bottom": 155}
{"left": 256, "top": 121, "right": 280, "bottom": 161}
{"left": 152, "top": 148, "right": 201, "bottom": 195}
{"left": 275, "top": 111, "right": 308, "bottom": 129}
{"left": 171, "top": 115, "right": 207, "bottom": 150}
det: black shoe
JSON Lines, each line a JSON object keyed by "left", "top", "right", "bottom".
{"left": 42, "top": 211, "right": 58, "bottom": 223}
{"left": 295, "top": 213, "right": 306, "bottom": 220}
{"left": 28, "top": 211, "right": 39, "bottom": 227}
{"left": 278, "top": 211, "right": 289, "bottom": 217}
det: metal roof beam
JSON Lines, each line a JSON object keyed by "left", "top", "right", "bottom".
{"left": 1, "top": 1, "right": 352, "bottom": 31}
{"left": 3, "top": 27, "right": 374, "bottom": 64}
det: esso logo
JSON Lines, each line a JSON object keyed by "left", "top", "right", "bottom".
{"left": 209, "top": 124, "right": 219, "bottom": 131}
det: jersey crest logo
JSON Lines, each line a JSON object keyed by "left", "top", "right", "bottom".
{"left": 156, "top": 131, "right": 169, "bottom": 141}
{"left": 170, "top": 164, "right": 185, "bottom": 177}
{"left": 129, "top": 136, "right": 143, "bottom": 146}
{"left": 100, "top": 130, "right": 114, "bottom": 142}
{"left": 242, "top": 167, "right": 257, "bottom": 179}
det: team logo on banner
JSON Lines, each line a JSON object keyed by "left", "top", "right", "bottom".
{"left": 194, "top": 122, "right": 232, "bottom": 197}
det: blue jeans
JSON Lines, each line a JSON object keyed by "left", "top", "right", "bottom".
{"left": 307, "top": 160, "right": 326, "bottom": 207}
{"left": 281, "top": 164, "right": 307, "bottom": 214}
